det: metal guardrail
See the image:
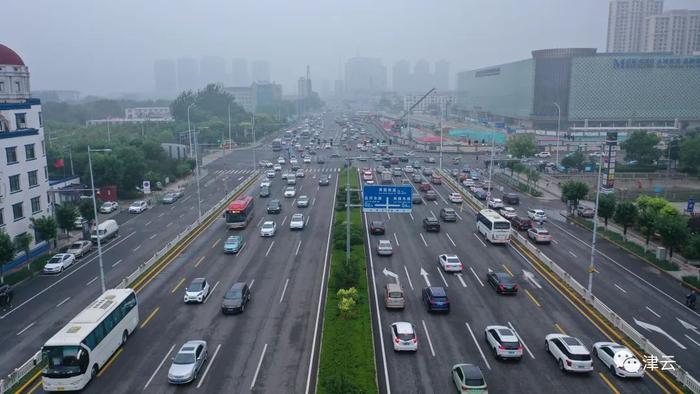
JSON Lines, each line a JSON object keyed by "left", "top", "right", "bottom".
{"left": 438, "top": 168, "right": 699, "bottom": 394}
{"left": 0, "top": 171, "right": 260, "bottom": 394}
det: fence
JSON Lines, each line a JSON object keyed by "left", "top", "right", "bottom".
{"left": 0, "top": 171, "right": 260, "bottom": 394}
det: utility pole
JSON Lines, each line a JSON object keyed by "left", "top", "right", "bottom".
{"left": 346, "top": 158, "right": 351, "bottom": 266}
{"left": 228, "top": 102, "right": 232, "bottom": 153}
{"left": 587, "top": 144, "right": 605, "bottom": 300}
{"left": 252, "top": 113, "right": 256, "bottom": 168}
{"left": 553, "top": 102, "right": 561, "bottom": 166}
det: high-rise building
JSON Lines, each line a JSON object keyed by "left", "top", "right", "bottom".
{"left": 435, "top": 60, "right": 450, "bottom": 91}
{"left": 251, "top": 60, "right": 270, "bottom": 82}
{"left": 607, "top": 0, "right": 664, "bottom": 53}
{"left": 413, "top": 59, "right": 433, "bottom": 92}
{"left": 0, "top": 44, "right": 51, "bottom": 265}
{"left": 644, "top": 9, "right": 700, "bottom": 55}
{"left": 177, "top": 57, "right": 199, "bottom": 91}
{"left": 153, "top": 59, "right": 177, "bottom": 97}
{"left": 297, "top": 65, "right": 313, "bottom": 98}
{"left": 392, "top": 60, "right": 410, "bottom": 92}
{"left": 199, "top": 56, "right": 226, "bottom": 86}
{"left": 223, "top": 86, "right": 254, "bottom": 112}
{"left": 344, "top": 57, "right": 387, "bottom": 94}
{"left": 334, "top": 79, "right": 344, "bottom": 97}
{"left": 231, "top": 58, "right": 249, "bottom": 86}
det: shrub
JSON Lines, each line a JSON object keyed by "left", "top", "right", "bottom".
{"left": 332, "top": 259, "right": 360, "bottom": 290}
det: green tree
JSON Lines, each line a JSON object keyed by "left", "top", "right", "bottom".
{"left": 79, "top": 199, "right": 96, "bottom": 224}
{"left": 636, "top": 195, "right": 671, "bottom": 213}
{"left": 525, "top": 168, "right": 540, "bottom": 193}
{"left": 561, "top": 180, "right": 589, "bottom": 212}
{"left": 678, "top": 134, "right": 700, "bottom": 174}
{"left": 683, "top": 234, "right": 700, "bottom": 260}
{"left": 506, "top": 134, "right": 537, "bottom": 158}
{"left": 597, "top": 194, "right": 617, "bottom": 228}
{"left": 620, "top": 130, "right": 661, "bottom": 165}
{"left": 561, "top": 151, "right": 586, "bottom": 171}
{"left": 0, "top": 231, "right": 15, "bottom": 284}
{"left": 613, "top": 201, "right": 638, "bottom": 240}
{"left": 30, "top": 216, "right": 58, "bottom": 249}
{"left": 636, "top": 207, "right": 658, "bottom": 252}
{"left": 55, "top": 204, "right": 78, "bottom": 236}
{"left": 656, "top": 214, "right": 688, "bottom": 258}
{"left": 13, "top": 233, "right": 33, "bottom": 271}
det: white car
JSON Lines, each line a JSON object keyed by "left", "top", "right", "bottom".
{"left": 273, "top": 164, "right": 282, "bottom": 172}
{"left": 290, "top": 158, "right": 299, "bottom": 165}
{"left": 499, "top": 206, "right": 517, "bottom": 220}
{"left": 527, "top": 208, "right": 547, "bottom": 222}
{"left": 592, "top": 342, "right": 644, "bottom": 378}
{"left": 377, "top": 240, "right": 393, "bottom": 256}
{"left": 128, "top": 200, "right": 148, "bottom": 213}
{"left": 536, "top": 151, "right": 551, "bottom": 158}
{"left": 99, "top": 201, "right": 119, "bottom": 213}
{"left": 289, "top": 213, "right": 305, "bottom": 230}
{"left": 449, "top": 193, "right": 463, "bottom": 203}
{"left": 528, "top": 227, "right": 553, "bottom": 243}
{"left": 303, "top": 156, "right": 311, "bottom": 163}
{"left": 297, "top": 195, "right": 309, "bottom": 207}
{"left": 260, "top": 179, "right": 271, "bottom": 188}
{"left": 451, "top": 364, "right": 488, "bottom": 393}
{"left": 183, "top": 278, "right": 210, "bottom": 303}
{"left": 266, "top": 170, "right": 275, "bottom": 178}
{"left": 484, "top": 325, "right": 523, "bottom": 360}
{"left": 390, "top": 322, "right": 417, "bottom": 352}
{"left": 462, "top": 178, "right": 474, "bottom": 187}
{"left": 43, "top": 253, "right": 76, "bottom": 274}
{"left": 438, "top": 254, "right": 463, "bottom": 272}
{"left": 487, "top": 198, "right": 504, "bottom": 209}
{"left": 277, "top": 157, "right": 286, "bottom": 165}
{"left": 404, "top": 166, "right": 414, "bottom": 174}
{"left": 264, "top": 160, "right": 273, "bottom": 168}
{"left": 545, "top": 334, "right": 594, "bottom": 373}
{"left": 260, "top": 221, "right": 277, "bottom": 236}
{"left": 284, "top": 187, "right": 296, "bottom": 198}
{"left": 295, "top": 169, "right": 305, "bottom": 178}
{"left": 66, "top": 240, "right": 92, "bottom": 258}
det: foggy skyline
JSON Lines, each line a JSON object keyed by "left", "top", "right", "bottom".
{"left": 2, "top": 0, "right": 698, "bottom": 96}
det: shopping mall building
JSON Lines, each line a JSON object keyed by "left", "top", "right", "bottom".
{"left": 456, "top": 48, "right": 700, "bottom": 131}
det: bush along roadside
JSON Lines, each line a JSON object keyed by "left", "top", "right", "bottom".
{"left": 494, "top": 173, "right": 543, "bottom": 198}
{"left": 318, "top": 168, "right": 378, "bottom": 394}
{"left": 1, "top": 254, "right": 51, "bottom": 286}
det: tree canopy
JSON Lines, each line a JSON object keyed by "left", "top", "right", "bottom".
{"left": 620, "top": 130, "right": 661, "bottom": 165}
{"left": 561, "top": 151, "right": 587, "bottom": 171}
{"left": 561, "top": 180, "right": 589, "bottom": 211}
{"left": 506, "top": 134, "right": 537, "bottom": 158}
{"left": 597, "top": 194, "right": 616, "bottom": 227}
{"left": 678, "top": 134, "right": 700, "bottom": 175}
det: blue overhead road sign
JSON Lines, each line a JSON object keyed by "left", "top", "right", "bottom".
{"left": 363, "top": 185, "right": 413, "bottom": 213}
{"left": 688, "top": 198, "right": 695, "bottom": 214}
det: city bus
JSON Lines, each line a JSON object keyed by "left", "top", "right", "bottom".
{"left": 272, "top": 138, "right": 283, "bottom": 151}
{"left": 41, "top": 289, "right": 139, "bottom": 392}
{"left": 476, "top": 209, "right": 511, "bottom": 244}
{"left": 225, "top": 195, "right": 255, "bottom": 229}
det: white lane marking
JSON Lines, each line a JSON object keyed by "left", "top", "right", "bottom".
{"left": 146, "top": 220, "right": 152, "bottom": 226}
{"left": 470, "top": 267, "right": 484, "bottom": 287}
{"left": 433, "top": 200, "right": 438, "bottom": 205}
{"left": 473, "top": 232, "right": 487, "bottom": 247}
{"left": 455, "top": 211, "right": 463, "bottom": 221}
{"left": 419, "top": 233, "right": 428, "bottom": 247}
{"left": 281, "top": 215, "right": 287, "bottom": 226}
{"left": 238, "top": 176, "right": 244, "bottom": 181}
{"left": 204, "top": 281, "right": 220, "bottom": 304}
{"left": 421, "top": 320, "right": 436, "bottom": 357}
{"left": 280, "top": 278, "right": 290, "bottom": 303}
{"left": 685, "top": 335, "right": 700, "bottom": 348}
{"left": 249, "top": 279, "right": 255, "bottom": 289}
{"left": 250, "top": 343, "right": 268, "bottom": 390}
{"left": 507, "top": 321, "right": 535, "bottom": 359}
{"left": 17, "top": 321, "right": 36, "bottom": 336}
{"left": 112, "top": 259, "right": 123, "bottom": 268}
{"left": 257, "top": 217, "right": 264, "bottom": 227}
{"left": 265, "top": 241, "right": 275, "bottom": 257}
{"left": 466, "top": 322, "right": 491, "bottom": 370}
{"left": 523, "top": 270, "right": 542, "bottom": 289}
{"left": 144, "top": 344, "right": 176, "bottom": 389}
{"left": 55, "top": 297, "right": 71, "bottom": 308}
{"left": 312, "top": 197, "right": 316, "bottom": 206}
{"left": 166, "top": 221, "right": 173, "bottom": 227}
{"left": 158, "top": 212, "right": 165, "bottom": 218}
{"left": 393, "top": 233, "right": 400, "bottom": 247}
{"left": 179, "top": 213, "right": 185, "bottom": 219}
{"left": 646, "top": 306, "right": 661, "bottom": 318}
{"left": 456, "top": 273, "right": 467, "bottom": 287}
{"left": 430, "top": 210, "right": 436, "bottom": 218}
{"left": 614, "top": 284, "right": 627, "bottom": 293}
{"left": 551, "top": 239, "right": 559, "bottom": 244}
{"left": 305, "top": 216, "right": 310, "bottom": 226}
{"left": 445, "top": 233, "right": 456, "bottom": 247}
{"left": 149, "top": 233, "right": 157, "bottom": 240}
{"left": 86, "top": 276, "right": 98, "bottom": 286}
{"left": 403, "top": 265, "right": 414, "bottom": 290}
{"left": 181, "top": 196, "right": 191, "bottom": 203}
{"left": 196, "top": 343, "right": 221, "bottom": 388}
{"left": 409, "top": 212, "right": 414, "bottom": 221}
{"left": 568, "top": 250, "right": 577, "bottom": 258}
{"left": 436, "top": 267, "right": 449, "bottom": 287}
{"left": 420, "top": 267, "right": 431, "bottom": 287}
{"left": 634, "top": 318, "right": 686, "bottom": 349}
{"left": 296, "top": 240, "right": 302, "bottom": 256}
{"left": 133, "top": 244, "right": 141, "bottom": 252}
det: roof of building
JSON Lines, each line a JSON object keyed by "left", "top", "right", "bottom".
{"left": 0, "top": 44, "right": 24, "bottom": 66}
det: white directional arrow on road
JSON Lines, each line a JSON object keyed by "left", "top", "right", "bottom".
{"left": 455, "top": 273, "right": 467, "bottom": 287}
{"left": 676, "top": 318, "right": 700, "bottom": 336}
{"left": 420, "top": 267, "right": 431, "bottom": 287}
{"left": 635, "top": 318, "right": 687, "bottom": 349}
{"left": 382, "top": 268, "right": 400, "bottom": 284}
{"left": 523, "top": 270, "right": 542, "bottom": 289}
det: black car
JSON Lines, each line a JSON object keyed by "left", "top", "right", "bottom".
{"left": 266, "top": 199, "right": 281, "bottom": 214}
{"left": 370, "top": 221, "right": 385, "bottom": 235}
{"left": 412, "top": 193, "right": 423, "bottom": 204}
{"left": 399, "top": 156, "right": 409, "bottom": 163}
{"left": 511, "top": 216, "right": 532, "bottom": 231}
{"left": 221, "top": 282, "right": 251, "bottom": 314}
{"left": 316, "top": 157, "right": 325, "bottom": 164}
{"left": 423, "top": 217, "right": 441, "bottom": 232}
{"left": 259, "top": 186, "right": 270, "bottom": 198}
{"left": 422, "top": 286, "right": 450, "bottom": 313}
{"left": 319, "top": 175, "right": 330, "bottom": 186}
{"left": 486, "top": 271, "right": 518, "bottom": 294}
{"left": 502, "top": 193, "right": 520, "bottom": 205}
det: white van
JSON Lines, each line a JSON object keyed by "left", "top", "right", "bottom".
{"left": 91, "top": 219, "right": 119, "bottom": 244}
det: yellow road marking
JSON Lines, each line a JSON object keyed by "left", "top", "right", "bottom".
{"left": 555, "top": 323, "right": 566, "bottom": 335}
{"left": 140, "top": 307, "right": 160, "bottom": 329}
{"left": 97, "top": 347, "right": 123, "bottom": 377}
{"left": 171, "top": 277, "right": 186, "bottom": 294}
{"left": 598, "top": 372, "right": 621, "bottom": 394}
{"left": 194, "top": 255, "right": 206, "bottom": 268}
{"left": 524, "top": 289, "right": 542, "bottom": 307}
{"left": 211, "top": 238, "right": 221, "bottom": 249}
{"left": 18, "top": 370, "right": 43, "bottom": 394}
{"left": 501, "top": 264, "right": 514, "bottom": 277}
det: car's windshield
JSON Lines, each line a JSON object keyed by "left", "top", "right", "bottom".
{"left": 189, "top": 281, "right": 204, "bottom": 291}
{"left": 48, "top": 257, "right": 61, "bottom": 264}
{"left": 225, "top": 289, "right": 242, "bottom": 299}
{"left": 173, "top": 352, "right": 196, "bottom": 364}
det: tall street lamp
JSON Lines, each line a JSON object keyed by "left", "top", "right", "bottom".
{"left": 227, "top": 102, "right": 233, "bottom": 154}
{"left": 553, "top": 102, "right": 561, "bottom": 166}
{"left": 587, "top": 144, "right": 605, "bottom": 299}
{"left": 88, "top": 146, "right": 112, "bottom": 294}
{"left": 187, "top": 103, "right": 196, "bottom": 155}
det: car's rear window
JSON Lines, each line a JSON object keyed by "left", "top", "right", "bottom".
{"left": 388, "top": 292, "right": 403, "bottom": 298}
{"left": 569, "top": 353, "right": 592, "bottom": 361}
{"left": 464, "top": 377, "right": 485, "bottom": 386}
{"left": 397, "top": 333, "right": 414, "bottom": 341}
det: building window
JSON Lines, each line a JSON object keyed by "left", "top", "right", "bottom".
{"left": 6, "top": 146, "right": 18, "bottom": 164}
{"left": 0, "top": 81, "right": 4, "bottom": 92}
{"left": 44, "top": 166, "right": 48, "bottom": 180}
{"left": 12, "top": 202, "right": 23, "bottom": 221}
{"left": 31, "top": 196, "right": 41, "bottom": 214}
{"left": 15, "top": 113, "right": 27, "bottom": 129}
{"left": 0, "top": 208, "right": 4, "bottom": 227}
{"left": 28, "top": 170, "right": 38, "bottom": 187}
{"left": 15, "top": 81, "right": 20, "bottom": 92}
{"left": 9, "top": 174, "right": 21, "bottom": 193}
{"left": 25, "top": 144, "right": 36, "bottom": 160}
{"left": 41, "top": 140, "right": 45, "bottom": 156}
{"left": 39, "top": 112, "right": 43, "bottom": 127}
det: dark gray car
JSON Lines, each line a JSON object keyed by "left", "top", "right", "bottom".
{"left": 221, "top": 282, "right": 251, "bottom": 314}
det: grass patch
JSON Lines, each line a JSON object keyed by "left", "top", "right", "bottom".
{"left": 494, "top": 173, "right": 543, "bottom": 197}
{"left": 570, "top": 216, "right": 680, "bottom": 271}
{"left": 318, "top": 168, "right": 378, "bottom": 394}
{"left": 682, "top": 276, "right": 700, "bottom": 290}
{"left": 2, "top": 255, "right": 51, "bottom": 286}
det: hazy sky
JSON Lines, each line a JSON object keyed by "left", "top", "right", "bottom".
{"left": 2, "top": 0, "right": 698, "bottom": 96}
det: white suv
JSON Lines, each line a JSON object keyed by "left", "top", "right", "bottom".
{"left": 438, "top": 254, "right": 463, "bottom": 272}
{"left": 289, "top": 213, "right": 305, "bottom": 230}
{"left": 487, "top": 198, "right": 504, "bottom": 209}
{"left": 128, "top": 200, "right": 148, "bottom": 213}
{"left": 485, "top": 325, "right": 523, "bottom": 360}
{"left": 527, "top": 208, "right": 547, "bottom": 222}
{"left": 545, "top": 334, "right": 593, "bottom": 373}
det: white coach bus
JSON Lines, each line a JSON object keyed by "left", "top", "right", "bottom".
{"left": 476, "top": 209, "right": 511, "bottom": 244}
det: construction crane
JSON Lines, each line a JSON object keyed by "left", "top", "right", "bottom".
{"left": 392, "top": 87, "right": 436, "bottom": 132}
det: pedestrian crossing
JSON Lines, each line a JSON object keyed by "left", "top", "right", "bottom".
{"left": 215, "top": 167, "right": 341, "bottom": 175}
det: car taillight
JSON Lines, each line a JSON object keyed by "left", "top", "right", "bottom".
{"left": 412, "top": 338, "right": 417, "bottom": 344}
{"left": 459, "top": 263, "right": 464, "bottom": 269}
{"left": 498, "top": 284, "right": 504, "bottom": 291}
{"left": 498, "top": 345, "right": 505, "bottom": 350}
{"left": 394, "top": 338, "right": 399, "bottom": 344}
{"left": 566, "top": 359, "right": 572, "bottom": 366}
{"left": 513, "top": 284, "right": 518, "bottom": 290}
{"left": 517, "top": 345, "right": 524, "bottom": 351}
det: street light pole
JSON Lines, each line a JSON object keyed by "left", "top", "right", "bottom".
{"left": 252, "top": 113, "right": 256, "bottom": 168}
{"left": 553, "top": 102, "right": 561, "bottom": 166}
{"left": 346, "top": 158, "right": 351, "bottom": 267}
{"left": 587, "top": 144, "right": 605, "bottom": 299}
{"left": 187, "top": 103, "right": 195, "bottom": 156}
{"left": 192, "top": 130, "right": 202, "bottom": 221}
{"left": 88, "top": 146, "right": 112, "bottom": 294}
{"left": 227, "top": 103, "right": 232, "bottom": 154}
{"left": 487, "top": 129, "right": 496, "bottom": 198}
{"left": 439, "top": 103, "right": 444, "bottom": 171}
